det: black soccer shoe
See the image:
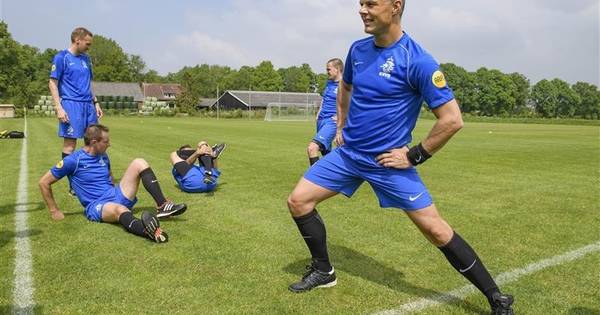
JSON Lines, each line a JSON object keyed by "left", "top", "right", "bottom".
{"left": 141, "top": 211, "right": 169, "bottom": 243}
{"left": 203, "top": 174, "right": 215, "bottom": 185}
{"left": 156, "top": 201, "right": 187, "bottom": 218}
{"left": 288, "top": 264, "right": 337, "bottom": 293}
{"left": 212, "top": 143, "right": 227, "bottom": 159}
{"left": 490, "top": 292, "right": 514, "bottom": 315}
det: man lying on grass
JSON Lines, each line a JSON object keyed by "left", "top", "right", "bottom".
{"left": 39, "top": 124, "right": 187, "bottom": 243}
{"left": 169, "top": 141, "right": 226, "bottom": 193}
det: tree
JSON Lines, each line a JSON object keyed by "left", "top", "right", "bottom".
{"left": 572, "top": 82, "right": 600, "bottom": 119}
{"left": 88, "top": 35, "right": 132, "bottom": 82}
{"left": 440, "top": 63, "right": 477, "bottom": 113}
{"left": 508, "top": 72, "right": 530, "bottom": 116}
{"left": 251, "top": 61, "right": 283, "bottom": 91}
{"left": 472, "top": 68, "right": 516, "bottom": 116}
{"left": 176, "top": 72, "right": 199, "bottom": 113}
{"left": 532, "top": 79, "right": 580, "bottom": 118}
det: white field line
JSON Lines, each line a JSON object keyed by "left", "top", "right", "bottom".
{"left": 374, "top": 241, "right": 600, "bottom": 315}
{"left": 12, "top": 117, "right": 34, "bottom": 314}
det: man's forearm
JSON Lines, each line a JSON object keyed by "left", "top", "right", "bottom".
{"left": 39, "top": 183, "right": 60, "bottom": 213}
{"left": 49, "top": 80, "right": 62, "bottom": 110}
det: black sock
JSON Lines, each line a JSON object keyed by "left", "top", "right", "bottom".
{"left": 439, "top": 232, "right": 500, "bottom": 305}
{"left": 199, "top": 155, "right": 213, "bottom": 174}
{"left": 309, "top": 157, "right": 319, "bottom": 166}
{"left": 293, "top": 209, "right": 331, "bottom": 272}
{"left": 118, "top": 211, "right": 146, "bottom": 237}
{"left": 140, "top": 168, "right": 167, "bottom": 206}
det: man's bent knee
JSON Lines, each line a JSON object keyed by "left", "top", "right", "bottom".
{"left": 423, "top": 221, "right": 453, "bottom": 246}
{"left": 287, "top": 193, "right": 314, "bottom": 217}
{"left": 132, "top": 158, "right": 150, "bottom": 170}
{"left": 307, "top": 142, "right": 320, "bottom": 156}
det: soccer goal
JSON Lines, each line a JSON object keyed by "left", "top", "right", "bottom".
{"left": 264, "top": 102, "right": 319, "bottom": 121}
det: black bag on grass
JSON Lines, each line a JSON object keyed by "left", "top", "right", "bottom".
{"left": 0, "top": 130, "right": 25, "bottom": 139}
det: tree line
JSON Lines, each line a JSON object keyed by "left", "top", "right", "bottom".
{"left": 1, "top": 22, "right": 598, "bottom": 119}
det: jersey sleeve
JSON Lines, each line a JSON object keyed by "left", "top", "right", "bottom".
{"left": 342, "top": 44, "right": 354, "bottom": 85}
{"left": 410, "top": 54, "right": 455, "bottom": 109}
{"left": 50, "top": 53, "right": 64, "bottom": 81}
{"left": 50, "top": 155, "right": 76, "bottom": 180}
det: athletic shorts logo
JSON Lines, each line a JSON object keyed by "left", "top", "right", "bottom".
{"left": 432, "top": 70, "right": 447, "bottom": 88}
{"left": 408, "top": 192, "right": 424, "bottom": 202}
{"left": 95, "top": 204, "right": 102, "bottom": 212}
{"left": 55, "top": 160, "right": 64, "bottom": 169}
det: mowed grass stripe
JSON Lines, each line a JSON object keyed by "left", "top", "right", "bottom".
{"left": 15, "top": 117, "right": 600, "bottom": 314}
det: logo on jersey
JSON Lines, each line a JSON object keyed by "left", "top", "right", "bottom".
{"left": 379, "top": 57, "right": 395, "bottom": 79}
{"left": 81, "top": 60, "right": 88, "bottom": 69}
{"left": 432, "top": 70, "right": 447, "bottom": 88}
{"left": 333, "top": 87, "right": 338, "bottom": 94}
{"left": 51, "top": 64, "right": 56, "bottom": 72}
{"left": 99, "top": 157, "right": 106, "bottom": 167}
{"left": 55, "top": 160, "right": 64, "bottom": 169}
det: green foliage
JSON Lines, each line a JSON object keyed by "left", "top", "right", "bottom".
{"left": 251, "top": 60, "right": 283, "bottom": 91}
{"left": 572, "top": 82, "right": 600, "bottom": 119}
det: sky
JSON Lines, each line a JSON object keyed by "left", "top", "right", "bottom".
{"left": 1, "top": 0, "right": 599, "bottom": 85}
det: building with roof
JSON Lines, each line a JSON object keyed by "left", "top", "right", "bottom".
{"left": 205, "top": 90, "right": 322, "bottom": 110}
{"left": 92, "top": 82, "right": 144, "bottom": 102}
{"left": 142, "top": 83, "right": 182, "bottom": 105}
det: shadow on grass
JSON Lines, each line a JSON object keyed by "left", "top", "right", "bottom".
{"left": 0, "top": 229, "right": 43, "bottom": 249}
{"left": 0, "top": 202, "right": 45, "bottom": 218}
{"left": 569, "top": 307, "right": 600, "bottom": 315}
{"left": 283, "top": 244, "right": 488, "bottom": 314}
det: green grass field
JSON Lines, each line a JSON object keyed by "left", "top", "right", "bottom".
{"left": 1, "top": 117, "right": 599, "bottom": 314}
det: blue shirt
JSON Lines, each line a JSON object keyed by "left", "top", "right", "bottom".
{"left": 342, "top": 32, "right": 455, "bottom": 154}
{"left": 50, "top": 50, "right": 94, "bottom": 102}
{"left": 317, "top": 80, "right": 339, "bottom": 120}
{"left": 51, "top": 149, "right": 113, "bottom": 207}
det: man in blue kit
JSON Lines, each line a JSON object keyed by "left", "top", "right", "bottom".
{"left": 49, "top": 27, "right": 103, "bottom": 185}
{"left": 286, "top": 1, "right": 514, "bottom": 314}
{"left": 306, "top": 58, "right": 343, "bottom": 166}
{"left": 39, "top": 125, "right": 187, "bottom": 243}
{"left": 169, "top": 141, "right": 226, "bottom": 193}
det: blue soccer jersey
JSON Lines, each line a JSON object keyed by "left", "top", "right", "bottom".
{"left": 50, "top": 50, "right": 94, "bottom": 102}
{"left": 50, "top": 149, "right": 113, "bottom": 207}
{"left": 342, "top": 32, "right": 455, "bottom": 154}
{"left": 317, "top": 80, "right": 339, "bottom": 120}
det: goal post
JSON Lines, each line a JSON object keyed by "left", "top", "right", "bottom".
{"left": 264, "top": 102, "right": 319, "bottom": 122}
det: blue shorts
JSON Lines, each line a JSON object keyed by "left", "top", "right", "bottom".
{"left": 84, "top": 185, "right": 137, "bottom": 222}
{"left": 312, "top": 118, "right": 336, "bottom": 152}
{"left": 58, "top": 100, "right": 97, "bottom": 139}
{"left": 304, "top": 146, "right": 433, "bottom": 210}
{"left": 172, "top": 166, "right": 220, "bottom": 193}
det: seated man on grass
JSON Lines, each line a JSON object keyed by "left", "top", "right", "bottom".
{"left": 170, "top": 141, "right": 226, "bottom": 193}
{"left": 39, "top": 124, "right": 187, "bottom": 243}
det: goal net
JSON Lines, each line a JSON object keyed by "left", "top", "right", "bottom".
{"left": 264, "top": 102, "right": 319, "bottom": 121}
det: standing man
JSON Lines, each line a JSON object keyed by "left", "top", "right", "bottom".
{"left": 286, "top": 1, "right": 514, "bottom": 314}
{"left": 39, "top": 125, "right": 187, "bottom": 243}
{"left": 307, "top": 58, "right": 343, "bottom": 166}
{"left": 49, "top": 27, "right": 103, "bottom": 176}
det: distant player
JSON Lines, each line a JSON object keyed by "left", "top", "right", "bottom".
{"left": 39, "top": 124, "right": 187, "bottom": 243}
{"left": 286, "top": 1, "right": 514, "bottom": 314}
{"left": 170, "top": 142, "right": 226, "bottom": 193}
{"left": 307, "top": 58, "right": 343, "bottom": 166}
{"left": 49, "top": 27, "right": 103, "bottom": 193}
